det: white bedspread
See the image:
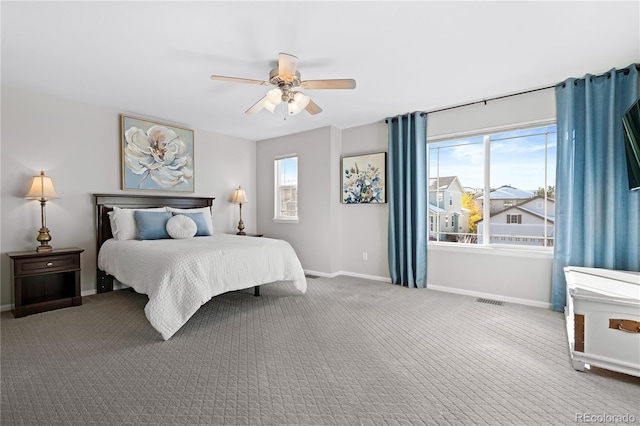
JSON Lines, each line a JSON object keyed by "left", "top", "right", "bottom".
{"left": 98, "top": 233, "right": 307, "bottom": 340}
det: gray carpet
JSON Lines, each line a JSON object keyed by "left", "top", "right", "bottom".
{"left": 1, "top": 276, "right": 639, "bottom": 425}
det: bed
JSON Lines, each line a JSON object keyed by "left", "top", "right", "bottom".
{"left": 564, "top": 266, "right": 640, "bottom": 377}
{"left": 94, "top": 193, "right": 307, "bottom": 340}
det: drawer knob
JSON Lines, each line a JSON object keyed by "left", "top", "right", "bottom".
{"left": 46, "top": 262, "right": 54, "bottom": 267}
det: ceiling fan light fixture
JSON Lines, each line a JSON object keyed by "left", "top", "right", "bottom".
{"left": 263, "top": 99, "right": 277, "bottom": 113}
{"left": 211, "top": 53, "right": 355, "bottom": 116}
{"left": 293, "top": 92, "right": 310, "bottom": 109}
{"left": 287, "top": 100, "right": 301, "bottom": 115}
{"left": 266, "top": 88, "right": 283, "bottom": 105}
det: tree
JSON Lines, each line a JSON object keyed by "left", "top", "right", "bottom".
{"left": 536, "top": 185, "right": 555, "bottom": 199}
{"left": 461, "top": 192, "right": 483, "bottom": 233}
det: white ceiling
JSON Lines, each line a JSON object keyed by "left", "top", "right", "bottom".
{"left": 2, "top": 1, "right": 639, "bottom": 141}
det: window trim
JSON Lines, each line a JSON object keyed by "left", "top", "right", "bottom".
{"left": 273, "top": 154, "right": 298, "bottom": 223}
{"left": 427, "top": 118, "right": 556, "bottom": 144}
{"left": 428, "top": 240, "right": 553, "bottom": 259}
{"left": 427, "top": 119, "right": 556, "bottom": 251}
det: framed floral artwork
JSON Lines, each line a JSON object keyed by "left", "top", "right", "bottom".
{"left": 341, "top": 152, "right": 386, "bottom": 204}
{"left": 121, "top": 115, "right": 194, "bottom": 192}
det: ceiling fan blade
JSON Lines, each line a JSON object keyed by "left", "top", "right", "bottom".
{"left": 210, "top": 75, "right": 270, "bottom": 86}
{"left": 300, "top": 79, "right": 356, "bottom": 90}
{"left": 278, "top": 53, "right": 298, "bottom": 82}
{"left": 304, "top": 99, "right": 323, "bottom": 115}
{"left": 245, "top": 96, "right": 267, "bottom": 114}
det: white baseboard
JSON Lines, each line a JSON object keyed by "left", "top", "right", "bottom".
{"left": 2, "top": 277, "right": 549, "bottom": 312}
{"left": 303, "top": 269, "right": 342, "bottom": 278}
{"left": 336, "top": 271, "right": 391, "bottom": 283}
{"left": 305, "top": 271, "right": 549, "bottom": 309}
{"left": 427, "top": 284, "right": 551, "bottom": 309}
{"left": 303, "top": 269, "right": 391, "bottom": 283}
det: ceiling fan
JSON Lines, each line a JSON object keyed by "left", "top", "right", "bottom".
{"left": 210, "top": 53, "right": 356, "bottom": 116}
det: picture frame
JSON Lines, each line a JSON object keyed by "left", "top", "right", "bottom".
{"left": 121, "top": 114, "right": 195, "bottom": 192}
{"left": 341, "top": 151, "right": 387, "bottom": 204}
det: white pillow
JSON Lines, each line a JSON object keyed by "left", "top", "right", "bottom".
{"left": 110, "top": 206, "right": 167, "bottom": 240}
{"left": 166, "top": 206, "right": 214, "bottom": 234}
{"left": 166, "top": 215, "right": 197, "bottom": 239}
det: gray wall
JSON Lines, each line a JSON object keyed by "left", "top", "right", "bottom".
{"left": 254, "top": 88, "right": 557, "bottom": 307}
{"left": 2, "top": 84, "right": 558, "bottom": 310}
{"left": 1, "top": 86, "right": 257, "bottom": 308}
{"left": 340, "top": 122, "right": 390, "bottom": 279}
{"left": 426, "top": 87, "right": 556, "bottom": 307}
{"left": 256, "top": 126, "right": 342, "bottom": 274}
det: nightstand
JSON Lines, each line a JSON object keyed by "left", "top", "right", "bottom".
{"left": 7, "top": 247, "right": 84, "bottom": 318}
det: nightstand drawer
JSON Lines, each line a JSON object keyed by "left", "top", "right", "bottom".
{"left": 13, "top": 254, "right": 80, "bottom": 276}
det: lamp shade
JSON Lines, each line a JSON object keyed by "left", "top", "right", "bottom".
{"left": 25, "top": 171, "right": 58, "bottom": 200}
{"left": 230, "top": 187, "right": 248, "bottom": 204}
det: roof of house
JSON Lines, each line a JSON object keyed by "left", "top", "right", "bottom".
{"left": 516, "top": 205, "right": 555, "bottom": 223}
{"left": 476, "top": 185, "right": 534, "bottom": 200}
{"left": 476, "top": 203, "right": 555, "bottom": 223}
{"left": 429, "top": 176, "right": 458, "bottom": 191}
{"left": 428, "top": 204, "right": 446, "bottom": 213}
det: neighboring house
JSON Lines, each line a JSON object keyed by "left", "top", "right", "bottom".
{"left": 475, "top": 185, "right": 535, "bottom": 215}
{"left": 428, "top": 176, "right": 469, "bottom": 241}
{"left": 477, "top": 196, "right": 555, "bottom": 246}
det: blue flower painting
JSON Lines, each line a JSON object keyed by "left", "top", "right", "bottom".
{"left": 342, "top": 152, "right": 386, "bottom": 204}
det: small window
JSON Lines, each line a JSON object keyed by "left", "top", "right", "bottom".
{"left": 274, "top": 155, "right": 298, "bottom": 222}
{"left": 506, "top": 214, "right": 522, "bottom": 224}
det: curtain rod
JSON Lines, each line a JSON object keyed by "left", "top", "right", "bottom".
{"left": 425, "top": 84, "right": 555, "bottom": 116}
{"left": 384, "top": 85, "right": 552, "bottom": 122}
{"left": 386, "top": 64, "right": 639, "bottom": 122}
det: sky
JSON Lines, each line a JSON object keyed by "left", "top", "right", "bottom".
{"left": 279, "top": 157, "right": 298, "bottom": 185}
{"left": 279, "top": 126, "right": 557, "bottom": 192}
{"left": 429, "top": 125, "right": 557, "bottom": 192}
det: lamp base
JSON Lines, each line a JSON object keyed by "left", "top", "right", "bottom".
{"left": 236, "top": 215, "right": 245, "bottom": 235}
{"left": 36, "top": 244, "right": 53, "bottom": 253}
{"left": 36, "top": 227, "right": 53, "bottom": 252}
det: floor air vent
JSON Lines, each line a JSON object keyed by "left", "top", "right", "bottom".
{"left": 305, "top": 274, "right": 319, "bottom": 279}
{"left": 476, "top": 298, "right": 503, "bottom": 306}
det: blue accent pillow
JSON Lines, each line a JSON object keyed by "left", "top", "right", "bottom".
{"left": 134, "top": 211, "right": 172, "bottom": 240}
{"left": 172, "top": 212, "right": 212, "bottom": 236}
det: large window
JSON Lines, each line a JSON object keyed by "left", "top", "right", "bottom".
{"left": 428, "top": 124, "right": 556, "bottom": 248}
{"left": 274, "top": 155, "right": 298, "bottom": 222}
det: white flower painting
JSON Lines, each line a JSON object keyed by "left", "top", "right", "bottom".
{"left": 121, "top": 116, "right": 194, "bottom": 191}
